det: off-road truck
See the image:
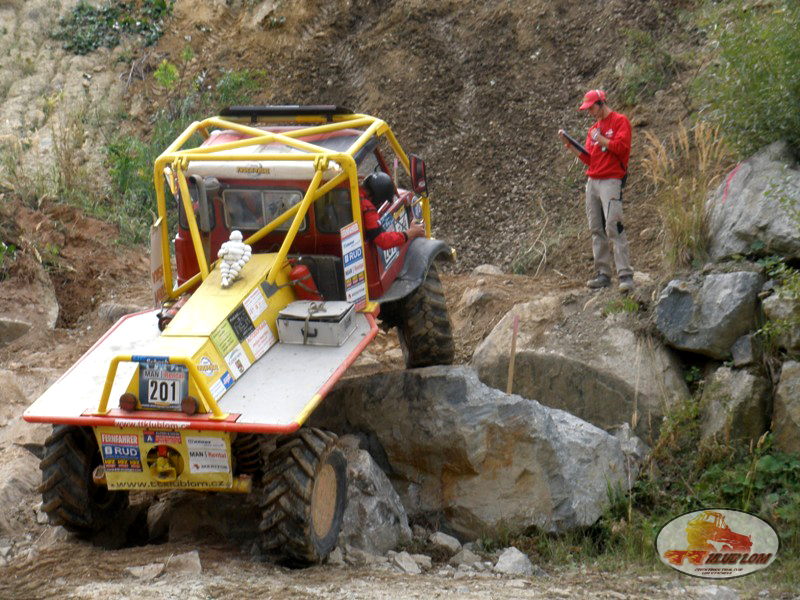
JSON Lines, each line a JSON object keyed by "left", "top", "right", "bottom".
{"left": 686, "top": 510, "right": 753, "bottom": 552}
{"left": 24, "top": 105, "right": 455, "bottom": 565}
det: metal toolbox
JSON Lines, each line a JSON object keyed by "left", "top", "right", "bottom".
{"left": 276, "top": 301, "right": 356, "bottom": 346}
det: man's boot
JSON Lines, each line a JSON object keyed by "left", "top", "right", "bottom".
{"left": 586, "top": 273, "right": 611, "bottom": 289}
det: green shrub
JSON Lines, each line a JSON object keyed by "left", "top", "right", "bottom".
{"left": 694, "top": 0, "right": 800, "bottom": 159}
{"left": 154, "top": 59, "right": 180, "bottom": 90}
{"left": 53, "top": 0, "right": 174, "bottom": 55}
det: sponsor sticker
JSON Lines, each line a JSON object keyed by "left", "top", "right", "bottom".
{"left": 101, "top": 433, "right": 138, "bottom": 445}
{"left": 246, "top": 321, "right": 276, "bottom": 359}
{"left": 143, "top": 430, "right": 182, "bottom": 445}
{"left": 228, "top": 304, "right": 255, "bottom": 341}
{"left": 243, "top": 286, "right": 268, "bottom": 321}
{"left": 209, "top": 370, "right": 234, "bottom": 400}
{"left": 378, "top": 211, "right": 400, "bottom": 267}
{"left": 341, "top": 221, "right": 366, "bottom": 309}
{"left": 656, "top": 508, "right": 779, "bottom": 579}
{"left": 196, "top": 356, "right": 219, "bottom": 378}
{"left": 102, "top": 443, "right": 142, "bottom": 472}
{"left": 224, "top": 344, "right": 251, "bottom": 379}
{"left": 210, "top": 320, "right": 238, "bottom": 357}
{"left": 186, "top": 436, "right": 230, "bottom": 474}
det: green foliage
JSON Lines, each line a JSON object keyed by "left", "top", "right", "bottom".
{"left": 694, "top": 0, "right": 800, "bottom": 159}
{"left": 755, "top": 256, "right": 800, "bottom": 355}
{"left": 617, "top": 28, "right": 676, "bottom": 106}
{"left": 603, "top": 297, "right": 640, "bottom": 315}
{"left": 0, "top": 241, "right": 16, "bottom": 279}
{"left": 215, "top": 68, "right": 268, "bottom": 108}
{"left": 684, "top": 365, "right": 704, "bottom": 389}
{"left": 759, "top": 256, "right": 800, "bottom": 300}
{"left": 154, "top": 59, "right": 180, "bottom": 90}
{"left": 53, "top": 0, "right": 174, "bottom": 55}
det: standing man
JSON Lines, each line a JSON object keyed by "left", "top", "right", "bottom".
{"left": 559, "top": 89, "right": 634, "bottom": 291}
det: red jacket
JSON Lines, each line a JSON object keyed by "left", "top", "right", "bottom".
{"left": 579, "top": 111, "right": 631, "bottom": 180}
{"left": 359, "top": 190, "right": 407, "bottom": 249}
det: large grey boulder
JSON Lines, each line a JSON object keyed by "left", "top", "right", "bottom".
{"left": 336, "top": 439, "right": 412, "bottom": 555}
{"left": 655, "top": 272, "right": 764, "bottom": 359}
{"left": 313, "top": 366, "right": 637, "bottom": 539}
{"left": 700, "top": 367, "right": 771, "bottom": 446}
{"left": 706, "top": 141, "right": 800, "bottom": 261}
{"left": 773, "top": 361, "right": 800, "bottom": 454}
{"left": 471, "top": 298, "right": 688, "bottom": 441}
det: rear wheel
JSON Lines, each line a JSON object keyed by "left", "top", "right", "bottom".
{"left": 260, "top": 428, "right": 347, "bottom": 566}
{"left": 39, "top": 425, "right": 129, "bottom": 535}
{"left": 398, "top": 264, "right": 455, "bottom": 368}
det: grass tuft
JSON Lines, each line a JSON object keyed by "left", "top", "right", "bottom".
{"left": 641, "top": 121, "right": 733, "bottom": 269}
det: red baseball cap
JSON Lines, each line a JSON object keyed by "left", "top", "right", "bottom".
{"left": 579, "top": 89, "right": 606, "bottom": 110}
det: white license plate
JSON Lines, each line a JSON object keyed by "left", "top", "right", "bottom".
{"left": 138, "top": 362, "right": 188, "bottom": 410}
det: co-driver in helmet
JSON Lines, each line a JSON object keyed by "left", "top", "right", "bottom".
{"left": 360, "top": 171, "right": 425, "bottom": 249}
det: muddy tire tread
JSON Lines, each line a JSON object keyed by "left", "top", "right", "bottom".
{"left": 39, "top": 425, "right": 129, "bottom": 535}
{"left": 259, "top": 428, "right": 346, "bottom": 565}
{"left": 398, "top": 264, "right": 455, "bottom": 368}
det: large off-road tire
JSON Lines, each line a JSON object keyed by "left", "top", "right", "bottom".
{"left": 397, "top": 264, "right": 455, "bottom": 368}
{"left": 39, "top": 425, "right": 129, "bottom": 535}
{"left": 260, "top": 428, "right": 347, "bottom": 566}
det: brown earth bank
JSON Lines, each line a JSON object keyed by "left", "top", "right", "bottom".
{"left": 2, "top": 0, "right": 790, "bottom": 598}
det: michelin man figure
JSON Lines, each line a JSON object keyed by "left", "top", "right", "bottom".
{"left": 218, "top": 230, "right": 252, "bottom": 288}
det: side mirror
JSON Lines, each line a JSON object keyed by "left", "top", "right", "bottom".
{"left": 410, "top": 154, "right": 427, "bottom": 195}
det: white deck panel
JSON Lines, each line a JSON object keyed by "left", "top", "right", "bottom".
{"left": 218, "top": 312, "right": 372, "bottom": 426}
{"left": 24, "top": 311, "right": 162, "bottom": 419}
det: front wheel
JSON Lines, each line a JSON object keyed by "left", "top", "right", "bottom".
{"left": 259, "top": 428, "right": 347, "bottom": 566}
{"left": 397, "top": 264, "right": 455, "bottom": 368}
{"left": 39, "top": 425, "right": 129, "bottom": 535}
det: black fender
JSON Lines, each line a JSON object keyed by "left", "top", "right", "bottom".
{"left": 377, "top": 238, "right": 454, "bottom": 310}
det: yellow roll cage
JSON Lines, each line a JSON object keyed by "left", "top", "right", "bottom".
{"left": 152, "top": 107, "right": 432, "bottom": 304}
